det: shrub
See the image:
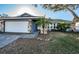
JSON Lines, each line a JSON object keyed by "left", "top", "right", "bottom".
{"left": 57, "top": 22, "right": 70, "bottom": 31}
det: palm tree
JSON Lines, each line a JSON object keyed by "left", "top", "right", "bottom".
{"left": 35, "top": 17, "right": 51, "bottom": 35}
{"left": 41, "top": 4, "right": 79, "bottom": 31}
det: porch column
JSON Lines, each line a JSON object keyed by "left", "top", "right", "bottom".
{"left": 0, "top": 20, "right": 4, "bottom": 32}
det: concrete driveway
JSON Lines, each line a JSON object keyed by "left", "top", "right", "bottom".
{"left": 0, "top": 34, "right": 20, "bottom": 48}
{"left": 0, "top": 32, "right": 38, "bottom": 48}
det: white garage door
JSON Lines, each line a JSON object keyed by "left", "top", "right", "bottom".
{"left": 5, "top": 21, "right": 30, "bottom": 33}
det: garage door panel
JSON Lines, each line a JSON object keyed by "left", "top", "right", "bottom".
{"left": 5, "top": 21, "right": 30, "bottom": 33}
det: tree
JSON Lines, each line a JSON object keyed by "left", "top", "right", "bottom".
{"left": 35, "top": 17, "right": 51, "bottom": 34}
{"left": 41, "top": 4, "right": 79, "bottom": 31}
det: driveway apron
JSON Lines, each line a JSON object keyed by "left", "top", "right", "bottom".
{"left": 0, "top": 34, "right": 20, "bottom": 48}
{"left": 0, "top": 32, "right": 38, "bottom": 48}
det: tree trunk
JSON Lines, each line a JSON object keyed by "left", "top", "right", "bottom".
{"left": 67, "top": 7, "right": 79, "bottom": 18}
{"left": 71, "top": 17, "right": 79, "bottom": 31}
{"left": 40, "top": 26, "right": 43, "bottom": 34}
{"left": 67, "top": 7, "right": 79, "bottom": 31}
{"left": 43, "top": 27, "right": 45, "bottom": 40}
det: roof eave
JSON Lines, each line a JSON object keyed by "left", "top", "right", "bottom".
{"left": 0, "top": 16, "right": 42, "bottom": 20}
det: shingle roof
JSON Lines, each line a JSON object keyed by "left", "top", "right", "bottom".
{"left": 0, "top": 13, "right": 43, "bottom": 21}
{"left": 17, "top": 13, "right": 36, "bottom": 17}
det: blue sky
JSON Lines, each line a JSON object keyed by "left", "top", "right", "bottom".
{"left": 0, "top": 4, "right": 79, "bottom": 21}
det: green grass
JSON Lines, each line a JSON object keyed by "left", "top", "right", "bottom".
{"left": 48, "top": 35, "right": 79, "bottom": 54}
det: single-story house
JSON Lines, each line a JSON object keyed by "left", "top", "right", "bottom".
{"left": 48, "top": 19, "right": 71, "bottom": 31}
{"left": 0, "top": 13, "right": 42, "bottom": 33}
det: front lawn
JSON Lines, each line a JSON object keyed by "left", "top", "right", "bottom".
{"left": 0, "top": 32, "right": 79, "bottom": 54}
{"left": 48, "top": 32, "right": 79, "bottom": 54}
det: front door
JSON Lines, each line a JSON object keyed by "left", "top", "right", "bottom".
{"left": 32, "top": 21, "right": 37, "bottom": 33}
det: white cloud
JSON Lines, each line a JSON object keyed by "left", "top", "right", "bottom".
{"left": 7, "top": 5, "right": 45, "bottom": 17}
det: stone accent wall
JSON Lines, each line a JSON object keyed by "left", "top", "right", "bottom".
{"left": 0, "top": 20, "right": 4, "bottom": 32}
{"left": 28, "top": 19, "right": 32, "bottom": 33}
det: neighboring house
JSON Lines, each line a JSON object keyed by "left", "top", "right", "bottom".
{"left": 48, "top": 19, "right": 71, "bottom": 31}
{"left": 0, "top": 13, "right": 42, "bottom": 33}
